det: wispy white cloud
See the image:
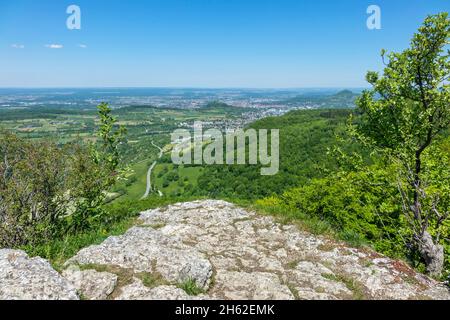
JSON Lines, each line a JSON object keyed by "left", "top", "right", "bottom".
{"left": 78, "top": 44, "right": 87, "bottom": 48}
{"left": 45, "top": 44, "right": 64, "bottom": 49}
{"left": 11, "top": 44, "right": 25, "bottom": 49}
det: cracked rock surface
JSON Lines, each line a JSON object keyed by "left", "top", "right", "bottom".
{"left": 1, "top": 200, "right": 449, "bottom": 300}
{"left": 0, "top": 249, "right": 78, "bottom": 300}
{"left": 62, "top": 267, "right": 118, "bottom": 300}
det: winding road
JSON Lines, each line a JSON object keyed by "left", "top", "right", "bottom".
{"left": 141, "top": 141, "right": 164, "bottom": 199}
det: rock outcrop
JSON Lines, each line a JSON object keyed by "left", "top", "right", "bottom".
{"left": 0, "top": 249, "right": 78, "bottom": 300}
{"left": 62, "top": 267, "right": 118, "bottom": 300}
{"left": 1, "top": 200, "right": 449, "bottom": 300}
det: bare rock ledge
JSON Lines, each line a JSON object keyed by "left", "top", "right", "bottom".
{"left": 1, "top": 200, "right": 449, "bottom": 300}
{"left": 0, "top": 249, "right": 78, "bottom": 300}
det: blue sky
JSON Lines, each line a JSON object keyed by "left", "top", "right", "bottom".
{"left": 0, "top": 0, "right": 448, "bottom": 88}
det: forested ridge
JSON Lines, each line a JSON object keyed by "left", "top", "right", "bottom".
{"left": 192, "top": 109, "right": 358, "bottom": 199}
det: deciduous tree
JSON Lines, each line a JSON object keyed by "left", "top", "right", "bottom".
{"left": 356, "top": 13, "right": 450, "bottom": 276}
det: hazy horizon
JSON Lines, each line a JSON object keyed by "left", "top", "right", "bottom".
{"left": 0, "top": 86, "right": 368, "bottom": 90}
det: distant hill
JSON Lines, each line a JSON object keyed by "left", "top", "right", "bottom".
{"left": 202, "top": 101, "right": 249, "bottom": 111}
{"left": 284, "top": 90, "right": 360, "bottom": 108}
{"left": 333, "top": 89, "right": 356, "bottom": 99}
{"left": 202, "top": 101, "right": 232, "bottom": 109}
{"left": 201, "top": 101, "right": 252, "bottom": 114}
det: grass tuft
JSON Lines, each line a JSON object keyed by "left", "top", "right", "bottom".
{"left": 177, "top": 278, "right": 205, "bottom": 296}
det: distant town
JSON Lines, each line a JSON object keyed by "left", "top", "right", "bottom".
{"left": 0, "top": 87, "right": 360, "bottom": 133}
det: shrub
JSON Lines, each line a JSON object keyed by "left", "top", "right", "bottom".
{"left": 0, "top": 103, "right": 126, "bottom": 247}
